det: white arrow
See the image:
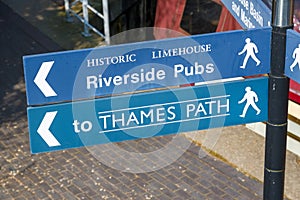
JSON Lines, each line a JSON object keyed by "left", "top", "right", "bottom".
{"left": 34, "top": 61, "right": 57, "bottom": 97}
{"left": 37, "top": 111, "right": 61, "bottom": 147}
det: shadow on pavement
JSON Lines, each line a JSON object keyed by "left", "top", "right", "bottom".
{"left": 0, "top": 2, "right": 61, "bottom": 124}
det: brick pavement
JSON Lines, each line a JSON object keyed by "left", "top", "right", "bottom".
{"left": 0, "top": 1, "right": 265, "bottom": 199}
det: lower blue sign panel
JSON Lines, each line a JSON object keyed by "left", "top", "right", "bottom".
{"left": 285, "top": 30, "right": 300, "bottom": 84}
{"left": 28, "top": 77, "right": 268, "bottom": 153}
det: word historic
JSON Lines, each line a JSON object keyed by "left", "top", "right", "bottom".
{"left": 87, "top": 53, "right": 137, "bottom": 67}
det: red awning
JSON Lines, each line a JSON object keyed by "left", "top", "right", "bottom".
{"left": 153, "top": 0, "right": 189, "bottom": 39}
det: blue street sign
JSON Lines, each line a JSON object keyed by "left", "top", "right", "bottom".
{"left": 285, "top": 29, "right": 300, "bottom": 84}
{"left": 28, "top": 77, "right": 268, "bottom": 153}
{"left": 23, "top": 28, "right": 271, "bottom": 106}
{"left": 221, "top": 0, "right": 271, "bottom": 29}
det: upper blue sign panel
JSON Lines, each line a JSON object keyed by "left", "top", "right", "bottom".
{"left": 222, "top": 0, "right": 271, "bottom": 29}
{"left": 286, "top": 30, "right": 300, "bottom": 84}
{"left": 28, "top": 77, "right": 268, "bottom": 153}
{"left": 23, "top": 28, "right": 271, "bottom": 105}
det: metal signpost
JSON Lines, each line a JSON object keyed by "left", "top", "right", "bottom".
{"left": 221, "top": 0, "right": 296, "bottom": 198}
{"left": 263, "top": 0, "right": 294, "bottom": 199}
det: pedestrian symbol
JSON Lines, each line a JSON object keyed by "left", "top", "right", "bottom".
{"left": 238, "top": 38, "right": 261, "bottom": 69}
{"left": 289, "top": 44, "right": 300, "bottom": 72}
{"left": 238, "top": 86, "right": 261, "bottom": 118}
{"left": 285, "top": 30, "right": 300, "bottom": 84}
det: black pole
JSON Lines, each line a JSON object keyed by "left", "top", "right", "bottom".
{"left": 263, "top": 0, "right": 294, "bottom": 199}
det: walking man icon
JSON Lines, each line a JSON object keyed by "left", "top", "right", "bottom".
{"left": 238, "top": 38, "right": 261, "bottom": 69}
{"left": 238, "top": 86, "right": 261, "bottom": 118}
{"left": 289, "top": 44, "right": 300, "bottom": 72}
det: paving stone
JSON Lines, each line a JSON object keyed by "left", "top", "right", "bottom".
{"left": 110, "top": 189, "right": 128, "bottom": 199}
{"left": 223, "top": 187, "right": 240, "bottom": 198}
{"left": 210, "top": 177, "right": 228, "bottom": 190}
{"left": 48, "top": 190, "right": 63, "bottom": 199}
{"left": 14, "top": 197, "right": 27, "bottom": 200}
{"left": 193, "top": 184, "right": 210, "bottom": 194}
{"left": 67, "top": 185, "right": 82, "bottom": 196}
{"left": 174, "top": 189, "right": 192, "bottom": 199}
{"left": 180, "top": 175, "right": 198, "bottom": 186}
{"left": 209, "top": 185, "right": 226, "bottom": 196}
{"left": 34, "top": 190, "right": 49, "bottom": 199}
{"left": 188, "top": 191, "right": 205, "bottom": 200}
